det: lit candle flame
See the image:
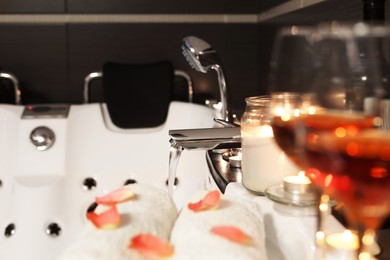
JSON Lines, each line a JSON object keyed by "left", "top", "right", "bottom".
{"left": 254, "top": 125, "right": 274, "bottom": 137}
{"left": 326, "top": 229, "right": 359, "bottom": 250}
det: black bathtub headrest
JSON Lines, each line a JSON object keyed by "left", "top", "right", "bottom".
{"left": 102, "top": 60, "right": 174, "bottom": 129}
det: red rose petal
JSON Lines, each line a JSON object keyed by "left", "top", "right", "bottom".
{"left": 188, "top": 190, "right": 221, "bottom": 212}
{"left": 211, "top": 225, "right": 252, "bottom": 244}
{"left": 95, "top": 187, "right": 135, "bottom": 205}
{"left": 86, "top": 205, "right": 121, "bottom": 229}
{"left": 129, "top": 233, "right": 174, "bottom": 259}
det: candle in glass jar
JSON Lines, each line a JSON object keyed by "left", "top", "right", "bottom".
{"left": 241, "top": 96, "right": 300, "bottom": 194}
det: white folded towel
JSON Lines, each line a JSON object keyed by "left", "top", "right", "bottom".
{"left": 57, "top": 183, "right": 178, "bottom": 260}
{"left": 170, "top": 190, "right": 268, "bottom": 260}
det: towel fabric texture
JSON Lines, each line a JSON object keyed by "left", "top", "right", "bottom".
{"left": 58, "top": 183, "right": 178, "bottom": 260}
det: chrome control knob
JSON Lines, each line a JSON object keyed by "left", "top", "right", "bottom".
{"left": 30, "top": 126, "right": 55, "bottom": 151}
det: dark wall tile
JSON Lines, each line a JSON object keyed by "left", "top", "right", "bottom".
{"left": 67, "top": 0, "right": 258, "bottom": 14}
{"left": 0, "top": 0, "right": 368, "bottom": 113}
{"left": 257, "top": 24, "right": 279, "bottom": 96}
{"left": 0, "top": 25, "right": 67, "bottom": 104}
{"left": 258, "top": 0, "right": 289, "bottom": 11}
{"left": 0, "top": 0, "right": 65, "bottom": 13}
{"left": 225, "top": 0, "right": 259, "bottom": 13}
{"left": 68, "top": 23, "right": 259, "bottom": 113}
{"left": 221, "top": 24, "right": 259, "bottom": 112}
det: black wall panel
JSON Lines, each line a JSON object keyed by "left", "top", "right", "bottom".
{"left": 0, "top": 0, "right": 65, "bottom": 13}
{"left": 68, "top": 23, "right": 259, "bottom": 114}
{"left": 67, "top": 0, "right": 258, "bottom": 14}
{"left": 0, "top": 25, "right": 67, "bottom": 104}
{"left": 0, "top": 0, "right": 369, "bottom": 113}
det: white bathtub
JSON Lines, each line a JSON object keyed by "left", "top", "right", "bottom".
{"left": 0, "top": 101, "right": 214, "bottom": 260}
{"left": 1, "top": 101, "right": 370, "bottom": 260}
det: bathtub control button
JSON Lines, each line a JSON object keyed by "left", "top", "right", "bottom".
{"left": 30, "top": 126, "right": 55, "bottom": 151}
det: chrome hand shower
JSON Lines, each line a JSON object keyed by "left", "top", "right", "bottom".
{"left": 182, "top": 36, "right": 233, "bottom": 123}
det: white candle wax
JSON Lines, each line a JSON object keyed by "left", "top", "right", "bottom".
{"left": 241, "top": 129, "right": 299, "bottom": 194}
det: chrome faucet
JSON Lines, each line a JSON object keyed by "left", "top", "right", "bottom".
{"left": 174, "top": 36, "right": 241, "bottom": 150}
{"left": 182, "top": 36, "right": 234, "bottom": 123}
{"left": 168, "top": 37, "right": 240, "bottom": 193}
{"left": 169, "top": 127, "right": 241, "bottom": 151}
{"left": 168, "top": 127, "right": 241, "bottom": 194}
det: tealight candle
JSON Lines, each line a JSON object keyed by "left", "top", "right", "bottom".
{"left": 325, "top": 230, "right": 359, "bottom": 259}
{"left": 283, "top": 171, "right": 313, "bottom": 194}
{"left": 229, "top": 155, "right": 242, "bottom": 168}
{"left": 326, "top": 230, "right": 359, "bottom": 250}
{"left": 326, "top": 230, "right": 381, "bottom": 258}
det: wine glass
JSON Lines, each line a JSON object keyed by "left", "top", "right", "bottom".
{"left": 267, "top": 25, "right": 317, "bottom": 169}
{"left": 268, "top": 22, "right": 390, "bottom": 259}
{"left": 297, "top": 22, "right": 389, "bottom": 259}
{"left": 267, "top": 25, "right": 331, "bottom": 256}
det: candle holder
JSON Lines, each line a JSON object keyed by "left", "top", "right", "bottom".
{"left": 265, "top": 171, "right": 318, "bottom": 209}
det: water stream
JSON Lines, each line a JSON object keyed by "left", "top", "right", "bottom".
{"left": 168, "top": 144, "right": 184, "bottom": 196}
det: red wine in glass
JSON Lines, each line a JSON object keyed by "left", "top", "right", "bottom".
{"left": 302, "top": 113, "right": 390, "bottom": 231}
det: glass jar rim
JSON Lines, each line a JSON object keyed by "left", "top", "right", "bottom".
{"left": 245, "top": 95, "right": 270, "bottom": 105}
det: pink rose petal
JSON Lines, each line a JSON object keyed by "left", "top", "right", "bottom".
{"left": 188, "top": 190, "right": 221, "bottom": 212}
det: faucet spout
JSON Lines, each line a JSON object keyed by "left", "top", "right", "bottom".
{"left": 169, "top": 127, "right": 241, "bottom": 151}
{"left": 182, "top": 36, "right": 234, "bottom": 123}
